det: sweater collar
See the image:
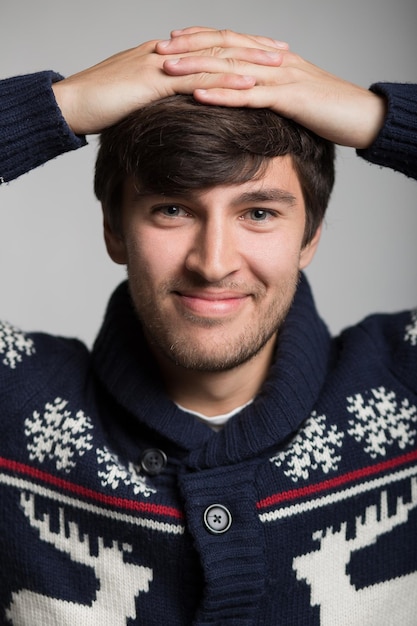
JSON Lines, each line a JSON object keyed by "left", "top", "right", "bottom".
{"left": 92, "top": 275, "right": 332, "bottom": 468}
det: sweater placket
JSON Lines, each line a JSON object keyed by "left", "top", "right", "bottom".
{"left": 178, "top": 461, "right": 265, "bottom": 625}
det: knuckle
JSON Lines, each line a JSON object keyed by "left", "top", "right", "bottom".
{"left": 226, "top": 58, "right": 242, "bottom": 72}
{"left": 195, "top": 71, "right": 211, "bottom": 82}
{"left": 208, "top": 46, "right": 224, "bottom": 57}
{"left": 219, "top": 28, "right": 233, "bottom": 41}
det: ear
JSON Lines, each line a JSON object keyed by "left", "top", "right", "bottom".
{"left": 103, "top": 216, "right": 127, "bottom": 265}
{"left": 299, "top": 223, "right": 322, "bottom": 270}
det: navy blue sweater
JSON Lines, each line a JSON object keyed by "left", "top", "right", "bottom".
{"left": 0, "top": 73, "right": 416, "bottom": 625}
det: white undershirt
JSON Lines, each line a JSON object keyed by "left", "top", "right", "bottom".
{"left": 176, "top": 400, "right": 253, "bottom": 431}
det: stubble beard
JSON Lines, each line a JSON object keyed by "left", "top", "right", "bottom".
{"left": 129, "top": 273, "right": 300, "bottom": 373}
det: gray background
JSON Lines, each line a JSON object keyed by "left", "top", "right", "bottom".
{"left": 1, "top": 0, "right": 416, "bottom": 346}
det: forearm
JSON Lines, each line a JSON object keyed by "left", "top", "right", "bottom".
{"left": 358, "top": 83, "right": 417, "bottom": 180}
{"left": 0, "top": 71, "right": 86, "bottom": 184}
{"left": 0, "top": 32, "right": 287, "bottom": 184}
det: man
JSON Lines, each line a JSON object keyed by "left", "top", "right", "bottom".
{"left": 0, "top": 27, "right": 416, "bottom": 625}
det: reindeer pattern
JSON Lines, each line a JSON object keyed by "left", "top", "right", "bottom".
{"left": 293, "top": 477, "right": 417, "bottom": 625}
{"left": 5, "top": 480, "right": 417, "bottom": 625}
{"left": 6, "top": 493, "right": 153, "bottom": 625}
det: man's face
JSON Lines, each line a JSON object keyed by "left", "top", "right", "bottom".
{"left": 105, "top": 156, "right": 321, "bottom": 372}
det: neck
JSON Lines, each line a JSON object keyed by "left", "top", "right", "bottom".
{"left": 152, "top": 336, "right": 276, "bottom": 417}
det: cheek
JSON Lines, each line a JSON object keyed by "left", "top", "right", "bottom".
{"left": 124, "top": 231, "right": 183, "bottom": 284}
{"left": 245, "top": 236, "right": 303, "bottom": 283}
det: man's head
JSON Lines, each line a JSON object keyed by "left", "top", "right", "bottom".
{"left": 94, "top": 97, "right": 335, "bottom": 376}
{"left": 94, "top": 95, "right": 334, "bottom": 248}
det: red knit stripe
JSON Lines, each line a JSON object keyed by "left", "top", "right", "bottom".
{"left": 0, "top": 456, "right": 184, "bottom": 519}
{"left": 257, "top": 448, "right": 417, "bottom": 510}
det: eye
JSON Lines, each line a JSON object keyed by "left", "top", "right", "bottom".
{"left": 156, "top": 204, "right": 189, "bottom": 217}
{"left": 244, "top": 209, "right": 276, "bottom": 222}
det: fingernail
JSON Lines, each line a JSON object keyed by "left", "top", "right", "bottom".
{"left": 274, "top": 40, "right": 289, "bottom": 49}
{"left": 158, "top": 40, "right": 170, "bottom": 48}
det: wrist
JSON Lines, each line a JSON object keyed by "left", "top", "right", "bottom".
{"left": 51, "top": 79, "right": 78, "bottom": 134}
{"left": 359, "top": 92, "right": 387, "bottom": 149}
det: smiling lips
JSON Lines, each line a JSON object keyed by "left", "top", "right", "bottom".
{"left": 174, "top": 290, "right": 250, "bottom": 317}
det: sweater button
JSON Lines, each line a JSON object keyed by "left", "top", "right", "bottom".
{"left": 203, "top": 504, "right": 232, "bottom": 534}
{"left": 140, "top": 449, "right": 167, "bottom": 475}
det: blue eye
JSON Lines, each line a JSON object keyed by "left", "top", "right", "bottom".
{"left": 161, "top": 205, "right": 181, "bottom": 216}
{"left": 156, "top": 205, "right": 189, "bottom": 217}
{"left": 249, "top": 209, "right": 270, "bottom": 221}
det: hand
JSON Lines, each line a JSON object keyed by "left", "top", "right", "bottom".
{"left": 52, "top": 29, "right": 287, "bottom": 135}
{"left": 164, "top": 40, "right": 386, "bottom": 149}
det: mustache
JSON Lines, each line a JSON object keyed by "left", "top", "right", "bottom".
{"left": 161, "top": 276, "right": 267, "bottom": 297}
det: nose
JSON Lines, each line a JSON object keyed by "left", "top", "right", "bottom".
{"left": 184, "top": 215, "right": 241, "bottom": 282}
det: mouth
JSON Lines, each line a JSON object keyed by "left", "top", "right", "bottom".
{"left": 173, "top": 290, "right": 250, "bottom": 317}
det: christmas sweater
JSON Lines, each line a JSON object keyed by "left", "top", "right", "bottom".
{"left": 0, "top": 74, "right": 417, "bottom": 625}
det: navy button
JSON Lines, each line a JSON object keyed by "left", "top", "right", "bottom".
{"left": 140, "top": 449, "right": 167, "bottom": 475}
{"left": 203, "top": 504, "right": 232, "bottom": 534}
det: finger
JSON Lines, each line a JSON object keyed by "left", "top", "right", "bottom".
{"left": 179, "top": 72, "right": 256, "bottom": 92}
{"left": 170, "top": 26, "right": 217, "bottom": 36}
{"left": 192, "top": 85, "right": 275, "bottom": 109}
{"left": 168, "top": 29, "right": 288, "bottom": 51}
{"left": 163, "top": 49, "right": 283, "bottom": 76}
{"left": 156, "top": 28, "right": 288, "bottom": 55}
{"left": 171, "top": 26, "right": 290, "bottom": 50}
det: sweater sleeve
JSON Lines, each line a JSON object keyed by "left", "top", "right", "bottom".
{"left": 0, "top": 71, "right": 87, "bottom": 184}
{"left": 358, "top": 82, "right": 417, "bottom": 180}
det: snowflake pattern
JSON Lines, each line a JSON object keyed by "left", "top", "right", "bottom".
{"left": 347, "top": 386, "right": 417, "bottom": 458}
{"left": 24, "top": 397, "right": 94, "bottom": 473}
{"left": 0, "top": 321, "right": 35, "bottom": 369}
{"left": 97, "top": 446, "right": 156, "bottom": 497}
{"left": 405, "top": 309, "right": 417, "bottom": 346}
{"left": 270, "top": 412, "right": 344, "bottom": 482}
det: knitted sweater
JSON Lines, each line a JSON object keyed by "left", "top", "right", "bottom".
{"left": 0, "top": 74, "right": 416, "bottom": 626}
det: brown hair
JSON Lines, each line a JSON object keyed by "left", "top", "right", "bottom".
{"left": 94, "top": 95, "right": 335, "bottom": 245}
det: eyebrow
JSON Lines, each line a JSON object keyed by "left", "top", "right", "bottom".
{"left": 131, "top": 187, "right": 298, "bottom": 207}
{"left": 231, "top": 189, "right": 298, "bottom": 207}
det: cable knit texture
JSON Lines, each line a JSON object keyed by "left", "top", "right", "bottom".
{"left": 358, "top": 82, "right": 417, "bottom": 178}
{"left": 0, "top": 71, "right": 86, "bottom": 182}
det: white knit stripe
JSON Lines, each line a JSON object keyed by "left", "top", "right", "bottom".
{"left": 0, "top": 471, "right": 185, "bottom": 535}
{"left": 259, "top": 464, "right": 417, "bottom": 523}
